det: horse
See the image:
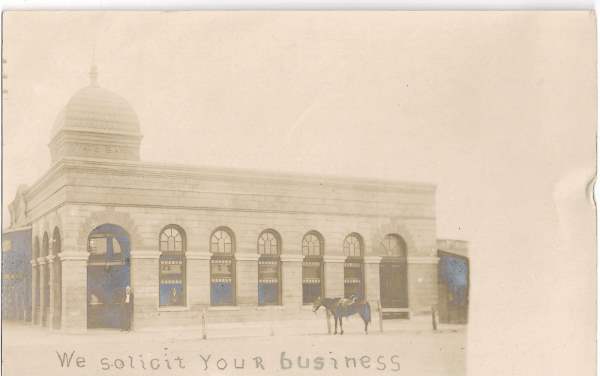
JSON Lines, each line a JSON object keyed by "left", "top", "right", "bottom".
{"left": 313, "top": 296, "right": 371, "bottom": 335}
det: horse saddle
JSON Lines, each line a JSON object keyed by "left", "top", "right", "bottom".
{"left": 337, "top": 297, "right": 355, "bottom": 309}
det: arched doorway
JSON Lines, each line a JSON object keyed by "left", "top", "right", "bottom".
{"left": 87, "top": 224, "right": 131, "bottom": 329}
{"left": 51, "top": 227, "right": 62, "bottom": 329}
{"left": 379, "top": 234, "right": 409, "bottom": 316}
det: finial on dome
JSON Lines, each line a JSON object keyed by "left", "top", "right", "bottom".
{"left": 89, "top": 64, "right": 98, "bottom": 86}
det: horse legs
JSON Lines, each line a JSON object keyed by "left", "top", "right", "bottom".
{"left": 339, "top": 317, "right": 344, "bottom": 335}
{"left": 364, "top": 319, "right": 368, "bottom": 334}
{"left": 333, "top": 315, "right": 338, "bottom": 335}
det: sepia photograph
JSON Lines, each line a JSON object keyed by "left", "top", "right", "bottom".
{"left": 0, "top": 10, "right": 595, "bottom": 376}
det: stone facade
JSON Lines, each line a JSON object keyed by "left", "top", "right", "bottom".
{"left": 6, "top": 69, "right": 467, "bottom": 331}
{"left": 18, "top": 160, "right": 441, "bottom": 330}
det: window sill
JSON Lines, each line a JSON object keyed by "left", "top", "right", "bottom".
{"left": 255, "top": 305, "right": 284, "bottom": 311}
{"left": 158, "top": 306, "right": 189, "bottom": 312}
{"left": 208, "top": 306, "right": 240, "bottom": 311}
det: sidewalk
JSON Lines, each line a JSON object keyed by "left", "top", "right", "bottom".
{"left": 3, "top": 314, "right": 465, "bottom": 343}
{"left": 139, "top": 314, "right": 465, "bottom": 338}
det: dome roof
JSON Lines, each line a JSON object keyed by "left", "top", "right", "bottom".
{"left": 52, "top": 66, "right": 141, "bottom": 136}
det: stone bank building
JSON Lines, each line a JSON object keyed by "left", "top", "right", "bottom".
{"left": 4, "top": 68, "right": 470, "bottom": 331}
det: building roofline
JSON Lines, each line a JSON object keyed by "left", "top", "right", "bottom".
{"left": 23, "top": 156, "right": 437, "bottom": 200}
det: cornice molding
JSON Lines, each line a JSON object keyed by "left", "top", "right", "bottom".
{"left": 280, "top": 254, "right": 303, "bottom": 262}
{"left": 363, "top": 256, "right": 383, "bottom": 264}
{"left": 185, "top": 252, "right": 212, "bottom": 260}
{"left": 323, "top": 255, "right": 347, "bottom": 263}
{"left": 235, "top": 253, "right": 260, "bottom": 262}
{"left": 59, "top": 252, "right": 89, "bottom": 262}
{"left": 34, "top": 157, "right": 436, "bottom": 195}
{"left": 130, "top": 251, "right": 161, "bottom": 259}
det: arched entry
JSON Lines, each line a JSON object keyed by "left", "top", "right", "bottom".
{"left": 51, "top": 227, "right": 62, "bottom": 329}
{"left": 379, "top": 234, "right": 409, "bottom": 316}
{"left": 87, "top": 224, "right": 131, "bottom": 329}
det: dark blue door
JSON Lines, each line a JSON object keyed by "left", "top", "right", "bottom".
{"left": 87, "top": 224, "right": 130, "bottom": 329}
{"left": 1, "top": 228, "right": 32, "bottom": 321}
{"left": 438, "top": 251, "right": 469, "bottom": 324}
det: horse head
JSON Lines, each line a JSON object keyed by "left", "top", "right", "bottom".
{"left": 312, "top": 296, "right": 323, "bottom": 313}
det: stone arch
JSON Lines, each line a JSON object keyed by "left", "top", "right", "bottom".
{"left": 209, "top": 226, "right": 236, "bottom": 254}
{"left": 41, "top": 232, "right": 50, "bottom": 257}
{"left": 46, "top": 210, "right": 64, "bottom": 245}
{"left": 302, "top": 230, "right": 325, "bottom": 256}
{"left": 370, "top": 219, "right": 417, "bottom": 257}
{"left": 32, "top": 218, "right": 50, "bottom": 249}
{"left": 381, "top": 234, "right": 407, "bottom": 258}
{"left": 343, "top": 232, "right": 364, "bottom": 257}
{"left": 33, "top": 236, "right": 40, "bottom": 259}
{"left": 159, "top": 224, "right": 187, "bottom": 252}
{"left": 257, "top": 228, "right": 282, "bottom": 255}
{"left": 77, "top": 209, "right": 142, "bottom": 251}
{"left": 51, "top": 227, "right": 62, "bottom": 255}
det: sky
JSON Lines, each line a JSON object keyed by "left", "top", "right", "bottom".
{"left": 1, "top": 11, "right": 597, "bottom": 374}
{"left": 5, "top": 11, "right": 592, "bottom": 239}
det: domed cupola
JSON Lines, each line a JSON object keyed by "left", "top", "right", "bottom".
{"left": 49, "top": 65, "right": 143, "bottom": 163}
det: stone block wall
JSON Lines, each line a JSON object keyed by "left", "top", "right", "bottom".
{"left": 407, "top": 261, "right": 438, "bottom": 315}
{"left": 22, "top": 159, "right": 443, "bottom": 330}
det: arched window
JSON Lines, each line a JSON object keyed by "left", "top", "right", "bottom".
{"left": 343, "top": 233, "right": 364, "bottom": 299}
{"left": 210, "top": 227, "right": 236, "bottom": 306}
{"left": 302, "top": 231, "right": 324, "bottom": 304}
{"left": 159, "top": 225, "right": 186, "bottom": 307}
{"left": 382, "top": 234, "right": 407, "bottom": 258}
{"left": 258, "top": 230, "right": 281, "bottom": 306}
{"left": 379, "top": 234, "right": 409, "bottom": 311}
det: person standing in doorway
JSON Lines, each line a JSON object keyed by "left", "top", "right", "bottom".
{"left": 169, "top": 287, "right": 179, "bottom": 306}
{"left": 121, "top": 286, "right": 134, "bottom": 331}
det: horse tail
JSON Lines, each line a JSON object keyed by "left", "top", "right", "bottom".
{"left": 362, "top": 302, "right": 372, "bottom": 323}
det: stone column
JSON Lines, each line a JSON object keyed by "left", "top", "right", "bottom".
{"left": 323, "top": 255, "right": 345, "bottom": 298}
{"left": 129, "top": 250, "right": 160, "bottom": 330}
{"left": 186, "top": 252, "right": 211, "bottom": 309}
{"left": 235, "top": 253, "right": 259, "bottom": 306}
{"left": 59, "top": 252, "right": 89, "bottom": 332}
{"left": 280, "top": 254, "right": 303, "bottom": 308}
{"left": 37, "top": 257, "right": 47, "bottom": 326}
{"left": 52, "top": 259, "right": 62, "bottom": 329}
{"left": 363, "top": 256, "right": 382, "bottom": 304}
{"left": 46, "top": 255, "right": 56, "bottom": 329}
{"left": 30, "top": 259, "right": 39, "bottom": 324}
